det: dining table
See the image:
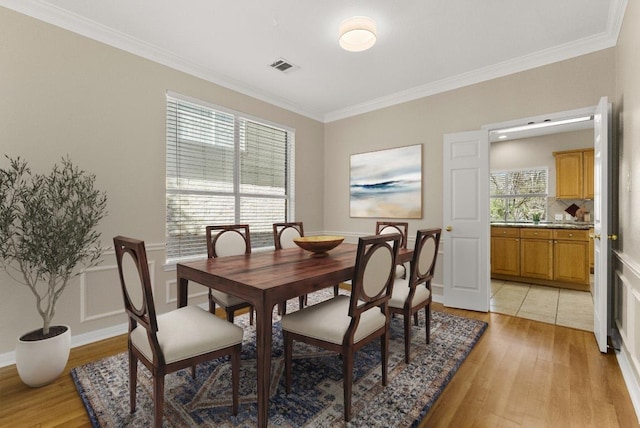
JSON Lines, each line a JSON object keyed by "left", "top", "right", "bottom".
{"left": 176, "top": 241, "right": 413, "bottom": 428}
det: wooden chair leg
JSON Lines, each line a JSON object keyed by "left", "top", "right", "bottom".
{"left": 249, "top": 307, "right": 254, "bottom": 325}
{"left": 153, "top": 373, "right": 165, "bottom": 428}
{"left": 129, "top": 349, "right": 137, "bottom": 413}
{"left": 284, "top": 332, "right": 293, "bottom": 394}
{"left": 403, "top": 314, "right": 412, "bottom": 364}
{"left": 413, "top": 311, "right": 419, "bottom": 326}
{"left": 227, "top": 309, "right": 234, "bottom": 323}
{"left": 333, "top": 284, "right": 339, "bottom": 296}
{"left": 343, "top": 352, "right": 354, "bottom": 422}
{"left": 191, "top": 365, "right": 196, "bottom": 379}
{"left": 231, "top": 345, "right": 240, "bottom": 415}
{"left": 298, "top": 295, "right": 305, "bottom": 310}
{"left": 278, "top": 302, "right": 287, "bottom": 316}
{"left": 425, "top": 305, "right": 431, "bottom": 344}
{"left": 381, "top": 333, "right": 389, "bottom": 386}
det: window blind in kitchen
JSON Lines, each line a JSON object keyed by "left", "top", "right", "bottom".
{"left": 166, "top": 93, "right": 295, "bottom": 262}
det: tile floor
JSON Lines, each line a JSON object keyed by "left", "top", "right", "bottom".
{"left": 490, "top": 279, "right": 594, "bottom": 331}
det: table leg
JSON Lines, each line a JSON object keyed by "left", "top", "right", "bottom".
{"left": 177, "top": 275, "right": 188, "bottom": 308}
{"left": 255, "top": 301, "right": 272, "bottom": 428}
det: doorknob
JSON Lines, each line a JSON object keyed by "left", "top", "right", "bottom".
{"left": 608, "top": 234, "right": 618, "bottom": 241}
{"left": 446, "top": 226, "right": 453, "bottom": 232}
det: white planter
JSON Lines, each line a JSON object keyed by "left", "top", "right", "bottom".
{"left": 15, "top": 325, "right": 71, "bottom": 387}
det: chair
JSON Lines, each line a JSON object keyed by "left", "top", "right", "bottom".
{"left": 273, "top": 222, "right": 339, "bottom": 315}
{"left": 206, "top": 224, "right": 254, "bottom": 324}
{"left": 388, "top": 228, "right": 441, "bottom": 363}
{"left": 113, "top": 236, "right": 243, "bottom": 428}
{"left": 376, "top": 221, "right": 409, "bottom": 279}
{"left": 281, "top": 233, "right": 401, "bottom": 421}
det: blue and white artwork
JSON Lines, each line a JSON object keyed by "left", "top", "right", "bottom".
{"left": 350, "top": 144, "right": 422, "bottom": 218}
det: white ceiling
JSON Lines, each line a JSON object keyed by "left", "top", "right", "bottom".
{"left": 2, "top": 0, "right": 627, "bottom": 122}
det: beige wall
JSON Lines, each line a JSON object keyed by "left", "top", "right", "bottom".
{"left": 0, "top": 7, "right": 324, "bottom": 355}
{"left": 613, "top": 0, "right": 640, "bottom": 409}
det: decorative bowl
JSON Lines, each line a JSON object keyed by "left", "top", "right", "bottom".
{"left": 293, "top": 235, "right": 344, "bottom": 257}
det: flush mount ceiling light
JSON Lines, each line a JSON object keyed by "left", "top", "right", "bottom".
{"left": 339, "top": 16, "right": 377, "bottom": 52}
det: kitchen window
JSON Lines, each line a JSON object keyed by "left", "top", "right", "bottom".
{"left": 166, "top": 92, "right": 295, "bottom": 262}
{"left": 490, "top": 168, "right": 548, "bottom": 221}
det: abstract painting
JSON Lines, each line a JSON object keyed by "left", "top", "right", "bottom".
{"left": 350, "top": 144, "right": 422, "bottom": 218}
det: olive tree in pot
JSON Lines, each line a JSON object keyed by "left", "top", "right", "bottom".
{"left": 0, "top": 156, "right": 107, "bottom": 387}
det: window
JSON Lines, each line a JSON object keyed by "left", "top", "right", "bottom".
{"left": 166, "top": 93, "right": 295, "bottom": 262}
{"left": 490, "top": 168, "right": 547, "bottom": 221}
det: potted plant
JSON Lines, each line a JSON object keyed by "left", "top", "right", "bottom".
{"left": 531, "top": 212, "right": 541, "bottom": 224}
{"left": 0, "top": 156, "right": 107, "bottom": 387}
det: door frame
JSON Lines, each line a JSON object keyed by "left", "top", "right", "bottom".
{"left": 479, "top": 103, "right": 611, "bottom": 342}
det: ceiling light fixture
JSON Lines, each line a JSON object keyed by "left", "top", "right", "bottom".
{"left": 493, "top": 115, "right": 593, "bottom": 135}
{"left": 339, "top": 16, "right": 377, "bottom": 52}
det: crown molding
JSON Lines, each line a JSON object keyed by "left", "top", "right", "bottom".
{"left": 1, "top": 0, "right": 628, "bottom": 124}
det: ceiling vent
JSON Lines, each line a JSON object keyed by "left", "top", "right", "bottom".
{"left": 270, "top": 58, "right": 298, "bottom": 73}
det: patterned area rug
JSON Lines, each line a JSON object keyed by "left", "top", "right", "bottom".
{"left": 72, "top": 290, "right": 487, "bottom": 427}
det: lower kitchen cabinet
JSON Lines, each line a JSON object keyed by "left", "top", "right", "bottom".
{"left": 553, "top": 229, "right": 590, "bottom": 285}
{"left": 520, "top": 228, "right": 554, "bottom": 280}
{"left": 491, "top": 226, "right": 591, "bottom": 290}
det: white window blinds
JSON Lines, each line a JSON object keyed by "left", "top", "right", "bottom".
{"left": 166, "top": 94, "right": 294, "bottom": 261}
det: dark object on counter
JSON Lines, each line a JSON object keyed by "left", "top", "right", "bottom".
{"left": 565, "top": 203, "right": 580, "bottom": 217}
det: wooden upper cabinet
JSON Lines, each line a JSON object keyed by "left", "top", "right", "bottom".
{"left": 583, "top": 149, "right": 594, "bottom": 199}
{"left": 554, "top": 148, "right": 594, "bottom": 199}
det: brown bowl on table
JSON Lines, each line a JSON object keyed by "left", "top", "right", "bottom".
{"left": 293, "top": 236, "right": 344, "bottom": 257}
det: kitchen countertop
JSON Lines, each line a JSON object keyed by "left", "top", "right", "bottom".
{"left": 491, "top": 221, "right": 593, "bottom": 230}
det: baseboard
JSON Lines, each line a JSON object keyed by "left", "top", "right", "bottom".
{"left": 614, "top": 335, "right": 640, "bottom": 423}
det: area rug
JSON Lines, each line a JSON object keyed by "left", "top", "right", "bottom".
{"left": 71, "top": 290, "right": 487, "bottom": 427}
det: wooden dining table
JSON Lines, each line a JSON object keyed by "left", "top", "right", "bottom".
{"left": 176, "top": 242, "right": 413, "bottom": 428}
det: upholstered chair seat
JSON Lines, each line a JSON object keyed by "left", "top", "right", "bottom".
{"left": 130, "top": 305, "right": 243, "bottom": 364}
{"left": 388, "top": 279, "right": 431, "bottom": 309}
{"left": 281, "top": 295, "right": 386, "bottom": 344}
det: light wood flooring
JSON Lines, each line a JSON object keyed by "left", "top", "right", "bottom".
{"left": 0, "top": 303, "right": 637, "bottom": 427}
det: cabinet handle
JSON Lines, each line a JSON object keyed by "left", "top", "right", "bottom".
{"left": 608, "top": 234, "right": 618, "bottom": 241}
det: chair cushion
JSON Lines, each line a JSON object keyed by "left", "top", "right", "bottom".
{"left": 210, "top": 289, "right": 250, "bottom": 307}
{"left": 388, "top": 278, "right": 431, "bottom": 309}
{"left": 131, "top": 305, "right": 243, "bottom": 364}
{"left": 281, "top": 295, "right": 386, "bottom": 345}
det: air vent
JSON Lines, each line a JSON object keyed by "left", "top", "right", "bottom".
{"left": 270, "top": 58, "right": 298, "bottom": 73}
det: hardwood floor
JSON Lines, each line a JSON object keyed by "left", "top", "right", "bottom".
{"left": 0, "top": 304, "right": 637, "bottom": 427}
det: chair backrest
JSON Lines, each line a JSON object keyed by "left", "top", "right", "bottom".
{"left": 206, "top": 225, "right": 251, "bottom": 258}
{"left": 113, "top": 236, "right": 163, "bottom": 362}
{"left": 348, "top": 233, "right": 401, "bottom": 323}
{"left": 408, "top": 228, "right": 442, "bottom": 289}
{"left": 273, "top": 222, "right": 304, "bottom": 250}
{"left": 375, "top": 221, "right": 408, "bottom": 249}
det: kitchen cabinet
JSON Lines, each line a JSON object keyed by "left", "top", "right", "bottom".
{"left": 520, "top": 228, "right": 554, "bottom": 280}
{"left": 553, "top": 229, "right": 590, "bottom": 285}
{"left": 491, "top": 225, "right": 591, "bottom": 290}
{"left": 554, "top": 148, "right": 594, "bottom": 199}
{"left": 491, "top": 227, "right": 520, "bottom": 276}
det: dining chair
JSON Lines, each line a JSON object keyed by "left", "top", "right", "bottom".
{"left": 281, "top": 233, "right": 401, "bottom": 421}
{"left": 376, "top": 221, "right": 409, "bottom": 279}
{"left": 273, "top": 222, "right": 340, "bottom": 315}
{"left": 388, "top": 228, "right": 441, "bottom": 363}
{"left": 206, "top": 224, "right": 254, "bottom": 324}
{"left": 113, "top": 236, "right": 243, "bottom": 428}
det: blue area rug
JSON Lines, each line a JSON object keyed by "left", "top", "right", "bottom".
{"left": 71, "top": 291, "right": 487, "bottom": 427}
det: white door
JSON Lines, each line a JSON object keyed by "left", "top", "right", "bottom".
{"left": 593, "top": 96, "right": 612, "bottom": 353}
{"left": 443, "top": 130, "right": 490, "bottom": 311}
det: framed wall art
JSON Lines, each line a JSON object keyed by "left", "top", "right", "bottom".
{"left": 350, "top": 144, "right": 423, "bottom": 218}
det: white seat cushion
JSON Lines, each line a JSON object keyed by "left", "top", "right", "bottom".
{"left": 210, "top": 289, "right": 250, "bottom": 307}
{"left": 281, "top": 295, "right": 386, "bottom": 345}
{"left": 131, "top": 305, "right": 243, "bottom": 364}
{"left": 388, "top": 278, "right": 431, "bottom": 309}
